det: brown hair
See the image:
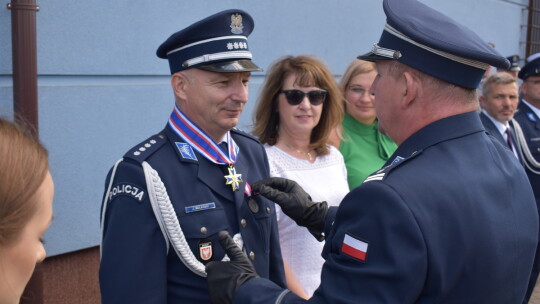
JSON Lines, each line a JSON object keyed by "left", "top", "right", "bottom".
{"left": 0, "top": 118, "right": 49, "bottom": 245}
{"left": 252, "top": 55, "right": 344, "bottom": 155}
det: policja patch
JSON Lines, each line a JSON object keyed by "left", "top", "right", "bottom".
{"left": 109, "top": 183, "right": 145, "bottom": 202}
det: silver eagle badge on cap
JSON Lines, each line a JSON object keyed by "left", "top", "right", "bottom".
{"left": 230, "top": 13, "right": 244, "bottom": 34}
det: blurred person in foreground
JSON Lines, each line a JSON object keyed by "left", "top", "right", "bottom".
{"left": 0, "top": 118, "right": 54, "bottom": 304}
{"left": 205, "top": 0, "right": 538, "bottom": 302}
{"left": 329, "top": 59, "right": 397, "bottom": 189}
{"left": 252, "top": 55, "right": 348, "bottom": 298}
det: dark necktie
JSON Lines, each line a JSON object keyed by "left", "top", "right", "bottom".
{"left": 505, "top": 128, "right": 515, "bottom": 151}
{"left": 219, "top": 142, "right": 228, "bottom": 153}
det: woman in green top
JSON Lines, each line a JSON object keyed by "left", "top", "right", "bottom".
{"left": 329, "top": 59, "right": 398, "bottom": 189}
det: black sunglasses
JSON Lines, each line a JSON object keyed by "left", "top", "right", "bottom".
{"left": 280, "top": 89, "right": 327, "bottom": 106}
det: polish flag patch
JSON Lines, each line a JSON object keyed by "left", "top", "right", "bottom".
{"left": 341, "top": 233, "right": 368, "bottom": 262}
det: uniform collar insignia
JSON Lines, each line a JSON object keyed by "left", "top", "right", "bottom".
{"left": 364, "top": 156, "right": 403, "bottom": 183}
{"left": 176, "top": 142, "right": 198, "bottom": 161}
{"left": 390, "top": 155, "right": 405, "bottom": 165}
{"left": 527, "top": 112, "right": 538, "bottom": 122}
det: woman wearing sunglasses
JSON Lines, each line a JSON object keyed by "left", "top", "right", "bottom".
{"left": 252, "top": 55, "right": 348, "bottom": 299}
{"left": 329, "top": 59, "right": 397, "bottom": 189}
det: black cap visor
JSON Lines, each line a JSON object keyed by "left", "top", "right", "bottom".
{"left": 357, "top": 52, "right": 390, "bottom": 62}
{"left": 196, "top": 60, "right": 262, "bottom": 72}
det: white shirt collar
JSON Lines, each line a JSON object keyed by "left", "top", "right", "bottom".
{"left": 482, "top": 109, "right": 509, "bottom": 136}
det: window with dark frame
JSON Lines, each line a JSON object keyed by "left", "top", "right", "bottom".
{"left": 527, "top": 0, "right": 540, "bottom": 57}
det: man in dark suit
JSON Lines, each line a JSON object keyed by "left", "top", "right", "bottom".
{"left": 478, "top": 72, "right": 520, "bottom": 160}
{"left": 515, "top": 55, "right": 540, "bottom": 301}
{"left": 99, "top": 9, "right": 286, "bottom": 303}
{"left": 205, "top": 0, "right": 539, "bottom": 303}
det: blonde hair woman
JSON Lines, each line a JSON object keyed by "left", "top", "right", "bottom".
{"left": 329, "top": 59, "right": 397, "bottom": 189}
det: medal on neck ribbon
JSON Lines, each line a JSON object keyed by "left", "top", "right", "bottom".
{"left": 169, "top": 106, "right": 243, "bottom": 191}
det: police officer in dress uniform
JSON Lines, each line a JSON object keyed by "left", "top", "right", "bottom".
{"left": 515, "top": 56, "right": 540, "bottom": 302}
{"left": 205, "top": 0, "right": 539, "bottom": 303}
{"left": 99, "top": 9, "right": 286, "bottom": 303}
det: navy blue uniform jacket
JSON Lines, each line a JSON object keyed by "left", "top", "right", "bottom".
{"left": 513, "top": 101, "right": 540, "bottom": 301}
{"left": 100, "top": 124, "right": 286, "bottom": 303}
{"left": 514, "top": 101, "right": 540, "bottom": 207}
{"left": 236, "top": 112, "right": 538, "bottom": 303}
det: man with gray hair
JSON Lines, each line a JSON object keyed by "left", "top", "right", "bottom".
{"left": 479, "top": 72, "right": 521, "bottom": 160}
{"left": 99, "top": 9, "right": 286, "bottom": 303}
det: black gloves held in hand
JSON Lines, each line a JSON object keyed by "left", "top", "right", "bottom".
{"left": 206, "top": 231, "right": 258, "bottom": 304}
{"left": 252, "top": 177, "right": 328, "bottom": 241}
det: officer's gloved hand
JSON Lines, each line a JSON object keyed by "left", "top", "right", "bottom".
{"left": 206, "top": 231, "right": 259, "bottom": 304}
{"left": 253, "top": 177, "right": 328, "bottom": 241}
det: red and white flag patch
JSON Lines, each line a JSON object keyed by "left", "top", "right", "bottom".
{"left": 244, "top": 181, "right": 252, "bottom": 197}
{"left": 341, "top": 233, "right": 368, "bottom": 261}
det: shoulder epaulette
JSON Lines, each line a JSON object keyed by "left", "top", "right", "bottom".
{"left": 363, "top": 150, "right": 422, "bottom": 183}
{"left": 123, "top": 133, "right": 167, "bottom": 164}
{"left": 230, "top": 127, "right": 261, "bottom": 144}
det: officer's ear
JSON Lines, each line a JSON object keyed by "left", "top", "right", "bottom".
{"left": 171, "top": 71, "right": 190, "bottom": 100}
{"left": 520, "top": 81, "right": 528, "bottom": 96}
{"left": 401, "top": 71, "right": 419, "bottom": 109}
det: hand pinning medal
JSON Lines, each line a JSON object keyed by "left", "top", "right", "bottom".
{"left": 224, "top": 165, "right": 243, "bottom": 191}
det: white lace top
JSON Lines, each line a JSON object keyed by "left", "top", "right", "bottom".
{"left": 264, "top": 144, "right": 349, "bottom": 297}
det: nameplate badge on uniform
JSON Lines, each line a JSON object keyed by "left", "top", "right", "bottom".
{"left": 527, "top": 112, "right": 538, "bottom": 122}
{"left": 176, "top": 142, "right": 198, "bottom": 161}
{"left": 185, "top": 202, "right": 216, "bottom": 213}
{"left": 341, "top": 233, "right": 368, "bottom": 262}
{"left": 109, "top": 183, "right": 145, "bottom": 202}
{"left": 198, "top": 239, "right": 213, "bottom": 261}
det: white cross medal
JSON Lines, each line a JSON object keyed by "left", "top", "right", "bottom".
{"left": 224, "top": 165, "right": 243, "bottom": 191}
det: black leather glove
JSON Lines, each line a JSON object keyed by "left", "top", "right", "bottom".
{"left": 206, "top": 231, "right": 259, "bottom": 304}
{"left": 252, "top": 177, "right": 328, "bottom": 241}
